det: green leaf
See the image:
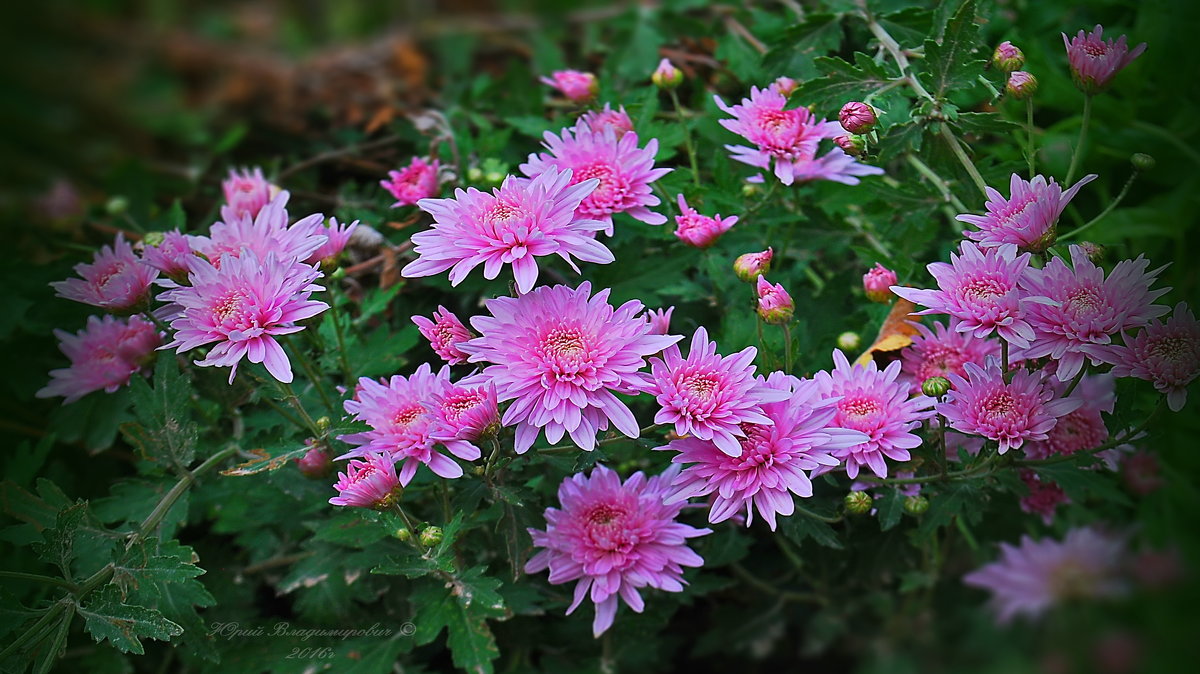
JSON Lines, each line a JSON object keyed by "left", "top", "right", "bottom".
{"left": 113, "top": 538, "right": 206, "bottom": 596}
{"left": 32, "top": 501, "right": 87, "bottom": 581}
{"left": 77, "top": 586, "right": 183, "bottom": 655}
{"left": 920, "top": 0, "right": 984, "bottom": 98}
{"left": 952, "top": 111, "right": 1020, "bottom": 137}
{"left": 793, "top": 52, "right": 894, "bottom": 113}
{"left": 125, "top": 539, "right": 219, "bottom": 662}
{"left": 31, "top": 604, "right": 74, "bottom": 674}
{"left": 121, "top": 355, "right": 198, "bottom": 469}
{"left": 877, "top": 489, "right": 905, "bottom": 532}
{"left": 762, "top": 13, "right": 844, "bottom": 79}
{"left": 218, "top": 443, "right": 310, "bottom": 477}
{"left": 410, "top": 568, "right": 507, "bottom": 674}
{"left": 915, "top": 481, "right": 982, "bottom": 538}
{"left": 1033, "top": 462, "right": 1131, "bottom": 507}
{"left": 780, "top": 512, "right": 844, "bottom": 549}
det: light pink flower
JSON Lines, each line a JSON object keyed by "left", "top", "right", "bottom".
{"left": 222, "top": 167, "right": 275, "bottom": 220}
{"left": 413, "top": 306, "right": 474, "bottom": 365}
{"left": 140, "top": 230, "right": 195, "bottom": 282}
{"left": 427, "top": 380, "right": 499, "bottom": 461}
{"left": 51, "top": 234, "right": 158, "bottom": 313}
{"left": 813, "top": 350, "right": 934, "bottom": 479}
{"left": 863, "top": 263, "right": 897, "bottom": 303}
{"left": 303, "top": 217, "right": 359, "bottom": 265}
{"left": 756, "top": 276, "right": 794, "bottom": 324}
{"left": 658, "top": 372, "right": 865, "bottom": 530}
{"left": 957, "top": 173, "right": 1098, "bottom": 252}
{"left": 939, "top": 360, "right": 1082, "bottom": 454}
{"left": 540, "top": 70, "right": 598, "bottom": 102}
{"left": 400, "top": 167, "right": 614, "bottom": 293}
{"left": 713, "top": 86, "right": 884, "bottom": 186}
{"left": 525, "top": 464, "right": 710, "bottom": 637}
{"left": 459, "top": 282, "right": 681, "bottom": 453}
{"left": 770, "top": 76, "right": 798, "bottom": 97}
{"left": 520, "top": 121, "right": 670, "bottom": 235}
{"left": 643, "top": 326, "right": 787, "bottom": 456}
{"left": 190, "top": 191, "right": 327, "bottom": 268}
{"left": 36, "top": 315, "right": 161, "bottom": 404}
{"left": 329, "top": 453, "right": 402, "bottom": 509}
{"left": 673, "top": 194, "right": 737, "bottom": 248}
{"left": 892, "top": 242, "right": 1054, "bottom": 349}
{"left": 382, "top": 157, "right": 441, "bottom": 207}
{"left": 1063, "top": 25, "right": 1147, "bottom": 94}
{"left": 1100, "top": 302, "right": 1200, "bottom": 412}
{"left": 733, "top": 248, "right": 772, "bottom": 282}
{"left": 645, "top": 307, "right": 674, "bottom": 336}
{"left": 158, "top": 251, "right": 327, "bottom": 384}
{"left": 578, "top": 104, "right": 633, "bottom": 138}
{"left": 900, "top": 318, "right": 1001, "bottom": 395}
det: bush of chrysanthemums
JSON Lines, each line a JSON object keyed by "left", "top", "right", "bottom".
{"left": 3, "top": 1, "right": 1198, "bottom": 672}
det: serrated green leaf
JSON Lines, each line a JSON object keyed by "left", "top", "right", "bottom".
{"left": 921, "top": 0, "right": 984, "bottom": 98}
{"left": 877, "top": 489, "right": 905, "bottom": 532}
{"left": 32, "top": 501, "right": 87, "bottom": 581}
{"left": 915, "top": 481, "right": 981, "bottom": 538}
{"left": 112, "top": 538, "right": 206, "bottom": 597}
{"left": 793, "top": 53, "right": 894, "bottom": 113}
{"left": 780, "top": 511, "right": 844, "bottom": 549}
{"left": 122, "top": 355, "right": 198, "bottom": 469}
{"left": 762, "top": 13, "right": 844, "bottom": 79}
{"left": 1033, "top": 462, "right": 1131, "bottom": 507}
{"left": 952, "top": 111, "right": 1020, "bottom": 137}
{"left": 77, "top": 586, "right": 183, "bottom": 655}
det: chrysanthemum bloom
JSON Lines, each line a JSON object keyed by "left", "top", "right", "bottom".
{"left": 863, "top": 263, "right": 897, "bottom": 303}
{"left": 939, "top": 360, "right": 1082, "bottom": 454}
{"left": 36, "top": 315, "right": 161, "bottom": 404}
{"left": 645, "top": 307, "right": 674, "bottom": 336}
{"left": 892, "top": 242, "right": 1054, "bottom": 349}
{"left": 770, "top": 76, "right": 798, "bottom": 97}
{"left": 993, "top": 41, "right": 1025, "bottom": 73}
{"left": 381, "top": 157, "right": 441, "bottom": 207}
{"left": 956, "top": 174, "right": 1097, "bottom": 253}
{"left": 328, "top": 453, "right": 403, "bottom": 509}
{"left": 401, "top": 167, "right": 613, "bottom": 294}
{"left": 140, "top": 230, "right": 195, "bottom": 283}
{"left": 51, "top": 234, "right": 159, "bottom": 313}
{"left": 540, "top": 69, "right": 598, "bottom": 102}
{"left": 190, "top": 191, "right": 327, "bottom": 268}
{"left": 1018, "top": 469, "right": 1068, "bottom": 525}
{"left": 303, "top": 217, "right": 359, "bottom": 266}
{"left": 525, "top": 464, "right": 710, "bottom": 637}
{"left": 520, "top": 121, "right": 670, "bottom": 235}
{"left": 756, "top": 276, "right": 794, "bottom": 325}
{"left": 733, "top": 248, "right": 773, "bottom": 282}
{"left": 963, "top": 527, "right": 1127, "bottom": 623}
{"left": 1063, "top": 25, "right": 1147, "bottom": 95}
{"left": 427, "top": 380, "right": 499, "bottom": 461}
{"left": 1100, "top": 302, "right": 1200, "bottom": 412}
{"left": 673, "top": 195, "right": 738, "bottom": 248}
{"left": 578, "top": 104, "right": 633, "bottom": 138}
{"left": 222, "top": 167, "right": 275, "bottom": 220}
{"left": 459, "top": 282, "right": 681, "bottom": 453}
{"left": 900, "top": 318, "right": 1001, "bottom": 395}
{"left": 1005, "top": 71, "right": 1039, "bottom": 100}
{"left": 413, "top": 306, "right": 474, "bottom": 365}
{"left": 1023, "top": 246, "right": 1170, "bottom": 381}
{"left": 159, "top": 252, "right": 327, "bottom": 383}
{"left": 659, "top": 372, "right": 864, "bottom": 529}
{"left": 642, "top": 327, "right": 787, "bottom": 456}
{"left": 713, "top": 86, "right": 884, "bottom": 186}
{"left": 813, "top": 350, "right": 934, "bottom": 479}
{"left": 838, "top": 102, "right": 877, "bottom": 134}
{"left": 651, "top": 58, "right": 683, "bottom": 89}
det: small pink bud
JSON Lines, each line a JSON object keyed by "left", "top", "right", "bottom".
{"left": 579, "top": 104, "right": 633, "bottom": 138}
{"left": 1077, "top": 241, "right": 1105, "bottom": 263}
{"left": 296, "top": 445, "right": 333, "bottom": 479}
{"left": 540, "top": 70, "right": 599, "bottom": 102}
{"left": 838, "top": 101, "right": 877, "bottom": 134}
{"left": 674, "top": 194, "right": 737, "bottom": 248}
{"left": 834, "top": 134, "right": 866, "bottom": 157}
{"left": 1005, "top": 71, "right": 1038, "bottom": 100}
{"left": 770, "top": 76, "right": 798, "bottom": 98}
{"left": 651, "top": 58, "right": 683, "bottom": 89}
{"left": 755, "top": 276, "right": 794, "bottom": 325}
{"left": 733, "top": 248, "right": 773, "bottom": 282}
{"left": 862, "top": 263, "right": 898, "bottom": 303}
{"left": 645, "top": 307, "right": 674, "bottom": 335}
{"left": 1121, "top": 450, "right": 1164, "bottom": 495}
{"left": 991, "top": 41, "right": 1025, "bottom": 73}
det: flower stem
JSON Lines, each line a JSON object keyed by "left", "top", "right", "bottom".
{"left": 977, "top": 74, "right": 1002, "bottom": 101}
{"left": 794, "top": 501, "right": 843, "bottom": 524}
{"left": 328, "top": 294, "right": 355, "bottom": 383}
{"left": 1025, "top": 98, "right": 1036, "bottom": 179}
{"left": 1061, "top": 366, "right": 1088, "bottom": 398}
{"left": 276, "top": 380, "right": 321, "bottom": 436}
{"left": 905, "top": 154, "right": 968, "bottom": 213}
{"left": 859, "top": 1, "right": 934, "bottom": 103}
{"left": 782, "top": 323, "right": 793, "bottom": 373}
{"left": 1001, "top": 340, "right": 1012, "bottom": 384}
{"left": 283, "top": 336, "right": 336, "bottom": 416}
{"left": 1059, "top": 169, "right": 1139, "bottom": 242}
{"left": 938, "top": 123, "right": 989, "bottom": 199}
{"left": 669, "top": 89, "right": 701, "bottom": 187}
{"left": 0, "top": 571, "right": 78, "bottom": 593}
{"left": 1065, "top": 94, "right": 1093, "bottom": 186}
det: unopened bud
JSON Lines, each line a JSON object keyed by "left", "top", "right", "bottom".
{"left": 106, "top": 196, "right": 129, "bottom": 216}
{"left": 316, "top": 416, "right": 331, "bottom": 432}
{"left": 1076, "top": 241, "right": 1105, "bottom": 264}
{"left": 921, "top": 376, "right": 952, "bottom": 398}
{"left": 1130, "top": 153, "right": 1155, "bottom": 171}
{"left": 992, "top": 41, "right": 1025, "bottom": 73}
{"left": 755, "top": 276, "right": 794, "bottom": 325}
{"left": 1005, "top": 71, "right": 1038, "bottom": 100}
{"left": 834, "top": 134, "right": 867, "bottom": 157}
{"left": 393, "top": 527, "right": 412, "bottom": 541}
{"left": 862, "top": 263, "right": 897, "bottom": 303}
{"left": 844, "top": 491, "right": 873, "bottom": 515}
{"left": 651, "top": 58, "right": 683, "bottom": 89}
{"left": 837, "top": 331, "right": 861, "bottom": 351}
{"left": 467, "top": 167, "right": 484, "bottom": 183}
{"left": 733, "top": 248, "right": 773, "bottom": 282}
{"left": 296, "top": 446, "right": 333, "bottom": 479}
{"left": 771, "top": 76, "right": 798, "bottom": 98}
{"left": 903, "top": 495, "right": 930, "bottom": 516}
{"left": 419, "top": 526, "right": 444, "bottom": 547}
{"left": 838, "top": 102, "right": 877, "bottom": 134}
{"left": 142, "top": 231, "right": 166, "bottom": 247}
{"left": 741, "top": 183, "right": 761, "bottom": 198}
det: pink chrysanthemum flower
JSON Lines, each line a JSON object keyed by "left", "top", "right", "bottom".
{"left": 140, "top": 230, "right": 195, "bottom": 282}
{"left": 1101, "top": 302, "right": 1200, "bottom": 412}
{"left": 733, "top": 248, "right": 773, "bottom": 282}
{"left": 328, "top": 453, "right": 402, "bottom": 509}
{"left": 427, "top": 380, "right": 499, "bottom": 461}
{"left": 645, "top": 307, "right": 674, "bottom": 336}
{"left": 642, "top": 326, "right": 787, "bottom": 456}
{"left": 963, "top": 527, "right": 1127, "bottom": 623}
{"left": 159, "top": 252, "right": 327, "bottom": 384}
{"left": 658, "top": 372, "right": 865, "bottom": 529}
{"left": 813, "top": 350, "right": 934, "bottom": 479}
{"left": 892, "top": 242, "right": 1054, "bottom": 349}
{"left": 957, "top": 173, "right": 1098, "bottom": 252}
{"left": 413, "top": 306, "right": 474, "bottom": 365}
{"left": 51, "top": 234, "right": 159, "bottom": 313}
{"left": 673, "top": 195, "right": 738, "bottom": 248}
{"left": 459, "top": 282, "right": 681, "bottom": 453}
{"left": 525, "top": 464, "right": 710, "bottom": 637}
{"left": 303, "top": 217, "right": 359, "bottom": 265}
{"left": 756, "top": 276, "right": 794, "bottom": 325}
{"left": 1063, "top": 25, "right": 1147, "bottom": 94}
{"left": 401, "top": 167, "right": 614, "bottom": 294}
{"left": 1023, "top": 245, "right": 1170, "bottom": 381}
{"left": 863, "top": 263, "right": 898, "bottom": 303}
{"left": 1024, "top": 374, "right": 1114, "bottom": 461}
{"left": 713, "top": 86, "right": 884, "bottom": 186}
{"left": 520, "top": 121, "right": 670, "bottom": 235}
{"left": 382, "top": 157, "right": 441, "bottom": 207}
{"left": 539, "top": 69, "right": 598, "bottom": 102}
{"left": 579, "top": 104, "right": 633, "bottom": 138}
{"left": 190, "top": 191, "right": 327, "bottom": 269}
{"left": 900, "top": 318, "right": 1001, "bottom": 395}
{"left": 1019, "top": 469, "right": 1069, "bottom": 525}
{"left": 36, "top": 315, "right": 161, "bottom": 404}
{"left": 939, "top": 360, "right": 1082, "bottom": 454}
{"left": 222, "top": 167, "right": 275, "bottom": 220}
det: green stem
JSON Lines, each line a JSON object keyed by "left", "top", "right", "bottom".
{"left": 1025, "top": 98, "right": 1036, "bottom": 178}
{"left": 794, "top": 501, "right": 842, "bottom": 524}
{"left": 669, "top": 89, "right": 701, "bottom": 187}
{"left": 283, "top": 336, "right": 335, "bottom": 416}
{"left": 939, "top": 123, "right": 989, "bottom": 199}
{"left": 977, "top": 74, "right": 1002, "bottom": 101}
{"left": 1058, "top": 169, "right": 1139, "bottom": 242}
{"left": 0, "top": 600, "right": 71, "bottom": 661}
{"left": 782, "top": 323, "right": 793, "bottom": 373}
{"left": 276, "top": 380, "right": 321, "bottom": 436}
{"left": 0, "top": 571, "right": 77, "bottom": 593}
{"left": 860, "top": 1, "right": 934, "bottom": 102}
{"left": 1061, "top": 366, "right": 1088, "bottom": 399}
{"left": 133, "top": 444, "right": 239, "bottom": 543}
{"left": 1001, "top": 340, "right": 1012, "bottom": 384}
{"left": 1018, "top": 400, "right": 1163, "bottom": 468}
{"left": 730, "top": 563, "right": 826, "bottom": 604}
{"left": 328, "top": 294, "right": 355, "bottom": 383}
{"left": 905, "top": 154, "right": 968, "bottom": 213}
{"left": 1065, "top": 95, "right": 1092, "bottom": 186}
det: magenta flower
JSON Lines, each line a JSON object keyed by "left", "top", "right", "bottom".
{"left": 382, "top": 157, "right": 441, "bottom": 207}
{"left": 863, "top": 263, "right": 897, "bottom": 303}
{"left": 520, "top": 122, "right": 670, "bottom": 235}
{"left": 222, "top": 167, "right": 275, "bottom": 220}
{"left": 733, "top": 248, "right": 772, "bottom": 282}
{"left": 427, "top": 380, "right": 499, "bottom": 461}
{"left": 400, "top": 167, "right": 614, "bottom": 294}
{"left": 891, "top": 242, "right": 1054, "bottom": 349}
{"left": 191, "top": 191, "right": 327, "bottom": 268}
{"left": 459, "top": 282, "right": 681, "bottom": 453}
{"left": 158, "top": 252, "right": 327, "bottom": 383}
{"left": 1023, "top": 245, "right": 1170, "bottom": 381}
{"left": 939, "top": 360, "right": 1081, "bottom": 454}
{"left": 51, "top": 234, "right": 158, "bottom": 313}
{"left": 963, "top": 527, "right": 1127, "bottom": 623}
{"left": 813, "top": 350, "right": 934, "bottom": 479}
{"left": 957, "top": 173, "right": 1098, "bottom": 252}
{"left": 1063, "top": 25, "right": 1147, "bottom": 94}
{"left": 713, "top": 86, "right": 883, "bottom": 186}
{"left": 1101, "top": 302, "right": 1200, "bottom": 412}
{"left": 296, "top": 443, "right": 333, "bottom": 478}
{"left": 1023, "top": 374, "right": 1114, "bottom": 461}
{"left": 673, "top": 194, "right": 737, "bottom": 248}
{"left": 645, "top": 306, "right": 674, "bottom": 336}
{"left": 900, "top": 318, "right": 1001, "bottom": 395}
{"left": 1018, "top": 469, "right": 1068, "bottom": 525}
{"left": 413, "top": 306, "right": 474, "bottom": 365}
{"left": 643, "top": 326, "right": 787, "bottom": 456}
{"left": 658, "top": 372, "right": 864, "bottom": 530}
{"left": 328, "top": 453, "right": 403, "bottom": 509}
{"left": 579, "top": 104, "right": 633, "bottom": 138}
{"left": 36, "top": 315, "right": 161, "bottom": 404}
{"left": 539, "top": 69, "right": 598, "bottom": 102}
{"left": 140, "top": 230, "right": 195, "bottom": 282}
{"left": 303, "top": 217, "right": 358, "bottom": 265}
{"left": 525, "top": 464, "right": 710, "bottom": 637}
{"left": 756, "top": 276, "right": 794, "bottom": 325}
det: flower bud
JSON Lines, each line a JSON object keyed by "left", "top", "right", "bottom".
{"left": 921, "top": 376, "right": 952, "bottom": 398}
{"left": 419, "top": 526, "right": 444, "bottom": 547}
{"left": 741, "top": 183, "right": 761, "bottom": 198}
{"left": 106, "top": 196, "right": 129, "bottom": 216}
{"left": 1076, "top": 241, "right": 1105, "bottom": 264}
{"left": 467, "top": 167, "right": 484, "bottom": 183}
{"left": 393, "top": 527, "right": 412, "bottom": 541}
{"left": 834, "top": 134, "right": 866, "bottom": 157}
{"left": 733, "top": 248, "right": 773, "bottom": 282}
{"left": 837, "top": 331, "right": 861, "bottom": 351}
{"left": 540, "top": 70, "right": 598, "bottom": 102}
{"left": 142, "top": 231, "right": 166, "bottom": 247}
{"left": 296, "top": 446, "right": 333, "bottom": 479}
{"left": 838, "top": 102, "right": 877, "bottom": 134}
{"left": 844, "top": 490, "right": 873, "bottom": 515}
{"left": 755, "top": 276, "right": 794, "bottom": 325}
{"left": 1122, "top": 450, "right": 1164, "bottom": 495}
{"left": 863, "top": 263, "right": 897, "bottom": 303}
{"left": 651, "top": 58, "right": 683, "bottom": 89}
{"left": 992, "top": 41, "right": 1025, "bottom": 73}
{"left": 903, "top": 495, "right": 930, "bottom": 516}
{"left": 771, "top": 76, "right": 798, "bottom": 98}
{"left": 1005, "top": 71, "right": 1038, "bottom": 100}
{"left": 1130, "top": 153, "right": 1155, "bottom": 171}
{"left": 316, "top": 416, "right": 331, "bottom": 432}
